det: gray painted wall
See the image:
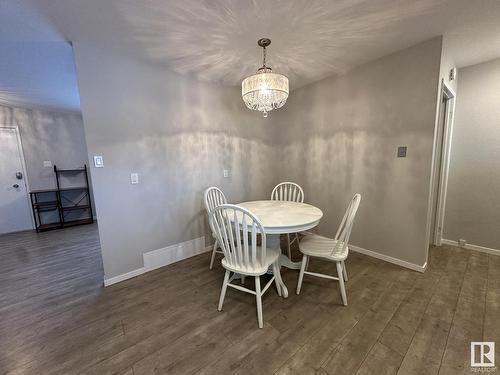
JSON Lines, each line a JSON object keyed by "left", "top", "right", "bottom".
{"left": 0, "top": 104, "right": 90, "bottom": 188}
{"left": 273, "top": 37, "right": 443, "bottom": 267}
{"left": 0, "top": 104, "right": 95, "bottom": 221}
{"left": 73, "top": 44, "right": 280, "bottom": 279}
{"left": 444, "top": 58, "right": 500, "bottom": 249}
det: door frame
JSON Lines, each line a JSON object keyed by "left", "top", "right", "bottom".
{"left": 431, "top": 80, "right": 456, "bottom": 246}
{"left": 0, "top": 125, "right": 34, "bottom": 230}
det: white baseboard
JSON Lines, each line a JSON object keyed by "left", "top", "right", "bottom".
{"left": 104, "top": 267, "right": 145, "bottom": 286}
{"left": 104, "top": 236, "right": 211, "bottom": 286}
{"left": 441, "top": 239, "right": 500, "bottom": 257}
{"left": 349, "top": 245, "right": 427, "bottom": 273}
{"left": 143, "top": 236, "right": 209, "bottom": 272}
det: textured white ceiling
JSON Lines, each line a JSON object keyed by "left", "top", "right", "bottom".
{"left": 0, "top": 41, "right": 81, "bottom": 111}
{"left": 2, "top": 0, "right": 500, "bottom": 109}
{"left": 0, "top": 1, "right": 80, "bottom": 110}
{"left": 27, "top": 0, "right": 500, "bottom": 87}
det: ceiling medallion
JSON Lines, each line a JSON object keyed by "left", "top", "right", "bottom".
{"left": 242, "top": 38, "right": 289, "bottom": 118}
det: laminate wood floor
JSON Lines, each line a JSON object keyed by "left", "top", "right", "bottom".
{"left": 1, "top": 224, "right": 498, "bottom": 374}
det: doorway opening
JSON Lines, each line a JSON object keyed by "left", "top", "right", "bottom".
{"left": 429, "top": 80, "right": 456, "bottom": 246}
{"left": 0, "top": 41, "right": 104, "bottom": 296}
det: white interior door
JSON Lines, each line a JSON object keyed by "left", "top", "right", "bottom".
{"left": 0, "top": 127, "right": 33, "bottom": 234}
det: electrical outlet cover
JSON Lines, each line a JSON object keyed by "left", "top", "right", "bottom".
{"left": 130, "top": 173, "right": 139, "bottom": 184}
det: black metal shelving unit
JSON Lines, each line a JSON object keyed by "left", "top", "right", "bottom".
{"left": 29, "top": 164, "right": 94, "bottom": 232}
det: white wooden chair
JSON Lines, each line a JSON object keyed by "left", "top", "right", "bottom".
{"left": 204, "top": 187, "right": 227, "bottom": 269}
{"left": 296, "top": 194, "right": 361, "bottom": 306}
{"left": 271, "top": 182, "right": 304, "bottom": 259}
{"left": 209, "top": 204, "right": 284, "bottom": 328}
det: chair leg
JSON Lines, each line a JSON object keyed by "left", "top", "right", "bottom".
{"left": 241, "top": 275, "right": 246, "bottom": 284}
{"left": 296, "top": 255, "right": 308, "bottom": 295}
{"left": 272, "top": 262, "right": 282, "bottom": 297}
{"left": 209, "top": 239, "right": 218, "bottom": 270}
{"left": 218, "top": 270, "right": 230, "bottom": 311}
{"left": 255, "top": 276, "right": 263, "bottom": 328}
{"left": 342, "top": 260, "right": 348, "bottom": 282}
{"left": 336, "top": 262, "right": 347, "bottom": 306}
{"left": 286, "top": 233, "right": 292, "bottom": 259}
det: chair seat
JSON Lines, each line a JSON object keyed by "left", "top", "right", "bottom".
{"left": 222, "top": 247, "right": 281, "bottom": 275}
{"left": 299, "top": 233, "right": 348, "bottom": 261}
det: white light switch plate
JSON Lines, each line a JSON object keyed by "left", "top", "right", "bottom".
{"left": 223, "top": 169, "right": 229, "bottom": 178}
{"left": 43, "top": 160, "right": 52, "bottom": 168}
{"left": 94, "top": 155, "right": 104, "bottom": 168}
{"left": 130, "top": 173, "right": 139, "bottom": 184}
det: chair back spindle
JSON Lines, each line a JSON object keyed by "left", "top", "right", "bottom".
{"left": 204, "top": 187, "right": 227, "bottom": 213}
{"left": 209, "top": 204, "right": 267, "bottom": 272}
{"left": 332, "top": 194, "right": 361, "bottom": 256}
{"left": 271, "top": 182, "right": 304, "bottom": 203}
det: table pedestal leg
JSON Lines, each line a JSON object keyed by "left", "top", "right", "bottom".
{"left": 267, "top": 234, "right": 306, "bottom": 298}
{"left": 279, "top": 254, "right": 303, "bottom": 270}
{"left": 267, "top": 234, "right": 304, "bottom": 270}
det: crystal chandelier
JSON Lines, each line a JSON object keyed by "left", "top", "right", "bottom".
{"left": 242, "top": 38, "right": 289, "bottom": 117}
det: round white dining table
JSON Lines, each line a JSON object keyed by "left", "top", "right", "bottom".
{"left": 237, "top": 200, "right": 323, "bottom": 297}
